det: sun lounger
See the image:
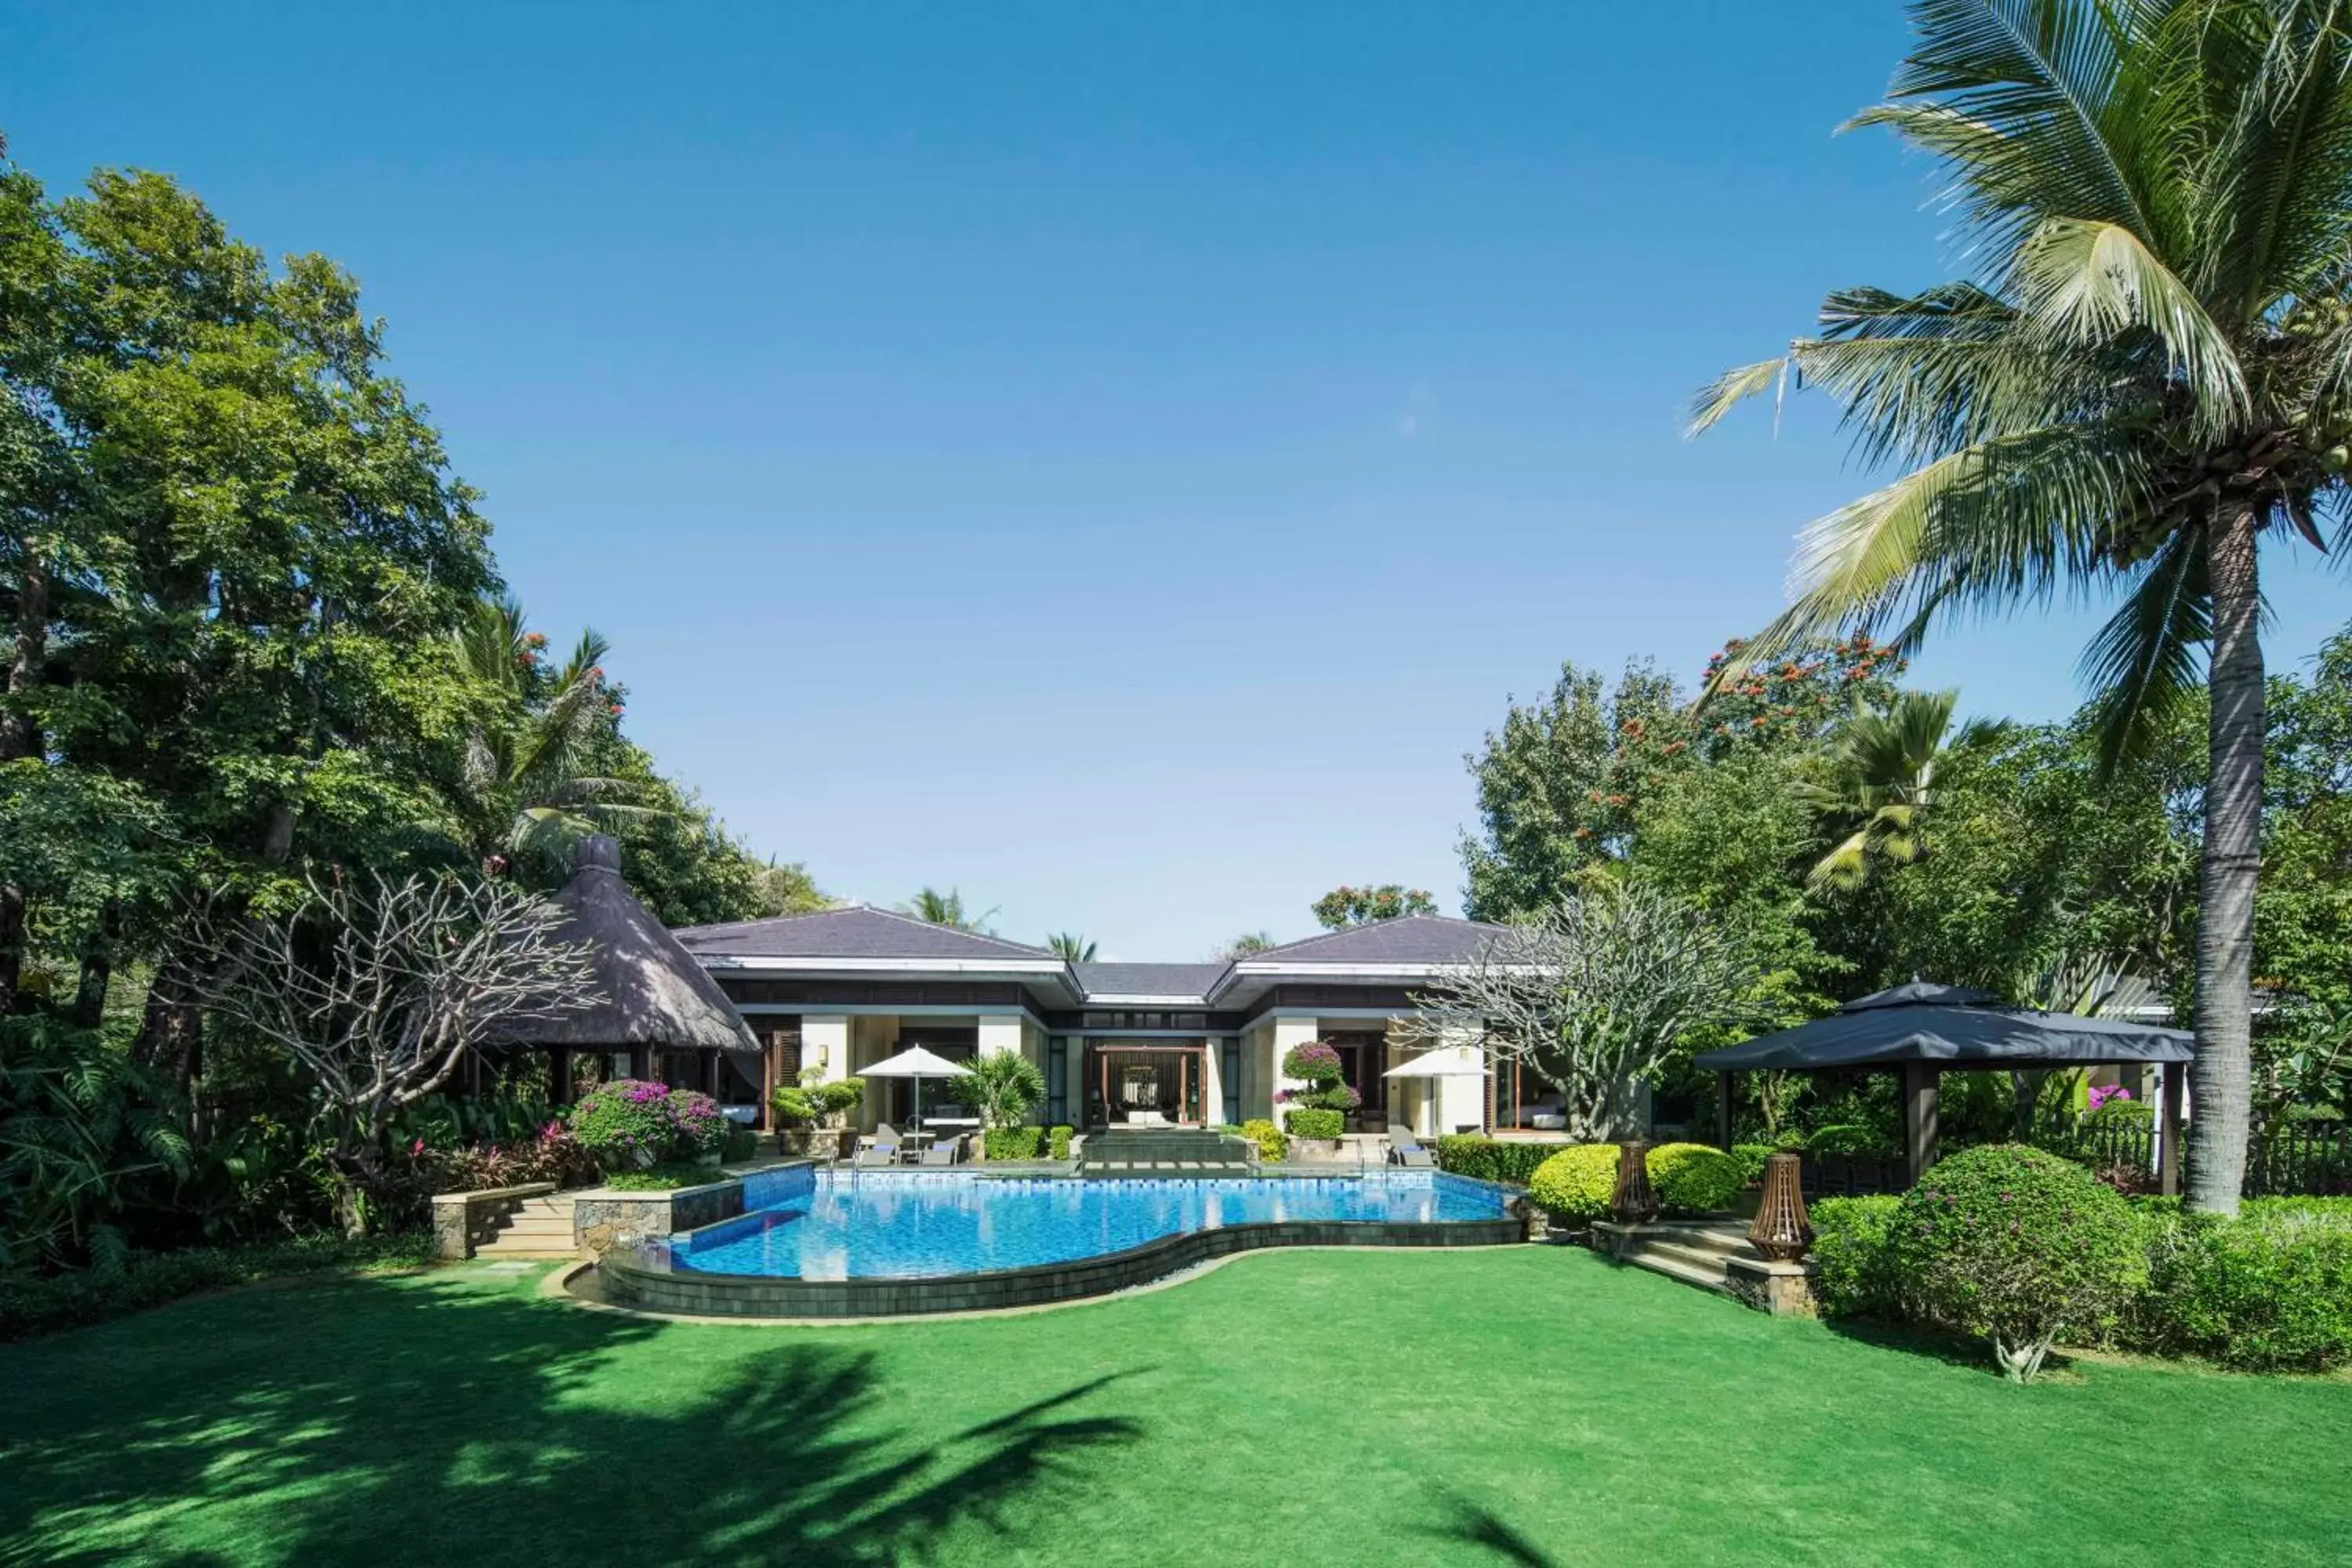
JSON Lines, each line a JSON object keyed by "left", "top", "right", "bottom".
{"left": 1388, "top": 1127, "right": 1437, "bottom": 1168}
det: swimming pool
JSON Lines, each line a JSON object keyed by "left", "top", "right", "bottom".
{"left": 662, "top": 1169, "right": 1514, "bottom": 1281}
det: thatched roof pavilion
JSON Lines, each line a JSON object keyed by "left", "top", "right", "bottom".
{"left": 510, "top": 834, "right": 758, "bottom": 1100}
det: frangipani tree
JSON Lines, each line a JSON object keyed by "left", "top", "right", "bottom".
{"left": 1409, "top": 880, "right": 1765, "bottom": 1142}
{"left": 1693, "top": 0, "right": 2352, "bottom": 1212}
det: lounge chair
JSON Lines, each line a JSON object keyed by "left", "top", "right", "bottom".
{"left": 1388, "top": 1127, "right": 1437, "bottom": 1169}
{"left": 918, "top": 1134, "right": 961, "bottom": 1167}
{"left": 854, "top": 1124, "right": 904, "bottom": 1168}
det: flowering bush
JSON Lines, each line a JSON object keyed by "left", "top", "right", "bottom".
{"left": 411, "top": 1120, "right": 603, "bottom": 1194}
{"left": 568, "top": 1079, "right": 681, "bottom": 1162}
{"left": 1280, "top": 1040, "right": 1359, "bottom": 1114}
{"left": 668, "top": 1091, "right": 728, "bottom": 1156}
{"left": 2086, "top": 1083, "right": 2132, "bottom": 1112}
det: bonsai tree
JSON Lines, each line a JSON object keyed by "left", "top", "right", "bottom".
{"left": 771, "top": 1069, "right": 865, "bottom": 1129}
{"left": 950, "top": 1052, "right": 1046, "bottom": 1130}
{"left": 1279, "top": 1041, "right": 1360, "bottom": 1138}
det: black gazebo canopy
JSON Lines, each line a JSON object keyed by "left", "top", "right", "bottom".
{"left": 1694, "top": 981, "right": 2194, "bottom": 1189}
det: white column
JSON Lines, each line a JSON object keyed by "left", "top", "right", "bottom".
{"left": 1198, "top": 1037, "right": 1222, "bottom": 1126}
{"left": 978, "top": 1014, "right": 1023, "bottom": 1056}
{"left": 1272, "top": 1017, "right": 1319, "bottom": 1129}
{"left": 1435, "top": 1025, "right": 1486, "bottom": 1138}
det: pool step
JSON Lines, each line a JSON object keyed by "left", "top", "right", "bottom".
{"left": 1078, "top": 1128, "right": 1256, "bottom": 1178}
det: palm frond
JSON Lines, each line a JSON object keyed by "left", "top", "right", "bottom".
{"left": 1686, "top": 356, "right": 1790, "bottom": 437}
{"left": 2010, "top": 216, "right": 2250, "bottom": 427}
{"left": 2080, "top": 523, "right": 2211, "bottom": 774}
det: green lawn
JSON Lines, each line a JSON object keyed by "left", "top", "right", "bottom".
{"left": 3, "top": 1247, "right": 2349, "bottom": 1567}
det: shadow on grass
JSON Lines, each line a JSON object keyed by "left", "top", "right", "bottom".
{"left": 1816, "top": 1314, "right": 2082, "bottom": 1379}
{"left": 1417, "top": 1490, "right": 1559, "bottom": 1568}
{"left": 1, "top": 1269, "right": 1142, "bottom": 1566}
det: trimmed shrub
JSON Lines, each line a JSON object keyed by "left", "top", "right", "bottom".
{"left": 602, "top": 1163, "right": 725, "bottom": 1192}
{"left": 1731, "top": 1143, "right": 1777, "bottom": 1185}
{"left": 1809, "top": 1195, "right": 1904, "bottom": 1318}
{"left": 1647, "top": 1143, "right": 1744, "bottom": 1214}
{"left": 1808, "top": 1123, "right": 1898, "bottom": 1156}
{"left": 1892, "top": 1144, "right": 2146, "bottom": 1382}
{"left": 2084, "top": 1098, "right": 2155, "bottom": 1130}
{"left": 1236, "top": 1119, "right": 1287, "bottom": 1162}
{"left": 2129, "top": 1199, "right": 2352, "bottom": 1371}
{"left": 984, "top": 1127, "right": 1045, "bottom": 1161}
{"left": 1434, "top": 1135, "right": 1561, "bottom": 1186}
{"left": 1284, "top": 1108, "right": 1345, "bottom": 1141}
{"left": 1526, "top": 1145, "right": 1618, "bottom": 1222}
{"left": 568, "top": 1079, "right": 679, "bottom": 1161}
{"left": 721, "top": 1127, "right": 757, "bottom": 1163}
{"left": 1047, "top": 1126, "right": 1074, "bottom": 1162}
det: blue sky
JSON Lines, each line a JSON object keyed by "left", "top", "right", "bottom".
{"left": 7, "top": 3, "right": 2346, "bottom": 960}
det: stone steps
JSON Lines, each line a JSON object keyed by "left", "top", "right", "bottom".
{"left": 1589, "top": 1219, "right": 1817, "bottom": 1316}
{"left": 475, "top": 1193, "right": 579, "bottom": 1259}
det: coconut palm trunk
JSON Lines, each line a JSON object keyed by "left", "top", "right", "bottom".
{"left": 2192, "top": 499, "right": 2266, "bottom": 1212}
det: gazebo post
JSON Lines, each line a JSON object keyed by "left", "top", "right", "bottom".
{"left": 1715, "top": 1072, "right": 1735, "bottom": 1152}
{"left": 2160, "top": 1060, "right": 2186, "bottom": 1197}
{"left": 549, "top": 1047, "right": 574, "bottom": 1106}
{"left": 629, "top": 1044, "right": 653, "bottom": 1082}
{"left": 697, "top": 1049, "right": 719, "bottom": 1098}
{"left": 1901, "top": 1062, "right": 1940, "bottom": 1186}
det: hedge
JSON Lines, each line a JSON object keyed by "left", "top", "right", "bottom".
{"left": 1433, "top": 1135, "right": 1563, "bottom": 1186}
{"left": 1809, "top": 1195, "right": 1904, "bottom": 1319}
{"left": 1526, "top": 1145, "right": 1619, "bottom": 1221}
{"left": 1236, "top": 1120, "right": 1287, "bottom": 1162}
{"left": 0, "top": 1231, "right": 435, "bottom": 1342}
{"left": 1648, "top": 1143, "right": 1744, "bottom": 1214}
{"left": 1283, "top": 1108, "right": 1345, "bottom": 1141}
{"left": 1047, "top": 1125, "right": 1074, "bottom": 1161}
{"left": 984, "top": 1127, "right": 1045, "bottom": 1161}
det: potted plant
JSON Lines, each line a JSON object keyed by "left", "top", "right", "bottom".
{"left": 770, "top": 1070, "right": 866, "bottom": 1157}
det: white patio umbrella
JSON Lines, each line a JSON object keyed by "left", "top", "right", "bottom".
{"left": 858, "top": 1045, "right": 967, "bottom": 1131}
{"left": 1384, "top": 1046, "right": 1490, "bottom": 1138}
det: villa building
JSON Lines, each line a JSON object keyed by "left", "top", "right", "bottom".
{"left": 672, "top": 908, "right": 1534, "bottom": 1137}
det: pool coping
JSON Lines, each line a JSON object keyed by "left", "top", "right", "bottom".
{"left": 596, "top": 1177, "right": 1533, "bottom": 1319}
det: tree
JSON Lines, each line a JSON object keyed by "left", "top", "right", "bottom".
{"left": 199, "top": 873, "right": 594, "bottom": 1234}
{"left": 1690, "top": 1, "right": 2352, "bottom": 1211}
{"left": 1310, "top": 886, "right": 1439, "bottom": 929}
{"left": 949, "top": 1052, "right": 1046, "bottom": 1131}
{"left": 1410, "top": 880, "right": 1765, "bottom": 1141}
{"left": 902, "top": 887, "right": 996, "bottom": 934}
{"left": 1212, "top": 932, "right": 1276, "bottom": 960}
{"left": 442, "top": 596, "right": 653, "bottom": 879}
{"left": 1796, "top": 691, "right": 2004, "bottom": 892}
{"left": 1045, "top": 932, "right": 1097, "bottom": 961}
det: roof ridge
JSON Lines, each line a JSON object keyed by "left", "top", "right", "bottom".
{"left": 858, "top": 904, "right": 1061, "bottom": 956}
{"left": 1240, "top": 913, "right": 1490, "bottom": 961}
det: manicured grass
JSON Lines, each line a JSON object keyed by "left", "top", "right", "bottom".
{"left": 3, "top": 1247, "right": 2350, "bottom": 1566}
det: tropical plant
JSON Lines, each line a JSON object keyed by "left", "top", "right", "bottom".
{"left": 0, "top": 1016, "right": 191, "bottom": 1272}
{"left": 1046, "top": 932, "right": 1098, "bottom": 961}
{"left": 902, "top": 887, "right": 998, "bottom": 933}
{"left": 1797, "top": 691, "right": 2004, "bottom": 891}
{"left": 1692, "top": 0, "right": 2352, "bottom": 1211}
{"left": 1310, "top": 885, "right": 1439, "bottom": 928}
{"left": 1213, "top": 932, "right": 1276, "bottom": 959}
{"left": 771, "top": 1071, "right": 865, "bottom": 1128}
{"left": 949, "top": 1052, "right": 1046, "bottom": 1130}
{"left": 445, "top": 596, "right": 657, "bottom": 877}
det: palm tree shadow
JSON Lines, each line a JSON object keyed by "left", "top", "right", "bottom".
{"left": 1417, "top": 1490, "right": 1559, "bottom": 1568}
{"left": 2, "top": 1271, "right": 1145, "bottom": 1566}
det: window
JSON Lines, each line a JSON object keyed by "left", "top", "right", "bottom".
{"left": 1221, "top": 1037, "right": 1241, "bottom": 1125}
{"left": 1047, "top": 1037, "right": 1068, "bottom": 1125}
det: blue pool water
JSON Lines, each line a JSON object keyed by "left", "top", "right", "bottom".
{"left": 664, "top": 1169, "right": 1510, "bottom": 1280}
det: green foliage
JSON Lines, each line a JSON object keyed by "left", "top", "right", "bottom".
{"left": 0, "top": 1229, "right": 431, "bottom": 1342}
{"left": 1283, "top": 1108, "right": 1345, "bottom": 1141}
{"left": 1893, "top": 1146, "right": 2147, "bottom": 1381}
{"left": 1311, "top": 884, "right": 1438, "bottom": 929}
{"left": 983, "top": 1127, "right": 1044, "bottom": 1161}
{"left": 2129, "top": 1200, "right": 2352, "bottom": 1372}
{"left": 567, "top": 1080, "right": 680, "bottom": 1162}
{"left": 1433, "top": 1135, "right": 1561, "bottom": 1186}
{"left": 600, "top": 1163, "right": 725, "bottom": 1192}
{"left": 949, "top": 1054, "right": 1046, "bottom": 1131}
{"left": 1809, "top": 1196, "right": 1904, "bottom": 1319}
{"left": 1646, "top": 1142, "right": 1744, "bottom": 1215}
{"left": 1525, "top": 1145, "right": 1618, "bottom": 1222}
{"left": 0, "top": 1015, "right": 191, "bottom": 1272}
{"left": 1730, "top": 1144, "right": 1777, "bottom": 1185}
{"left": 1236, "top": 1119, "right": 1287, "bottom": 1162}
{"left": 771, "top": 1072, "right": 864, "bottom": 1127}
{"left": 1218, "top": 933, "right": 1276, "bottom": 957}
{"left": 901, "top": 887, "right": 996, "bottom": 933}
{"left": 1045, "top": 933, "right": 1096, "bottom": 961}
{"left": 721, "top": 1127, "right": 757, "bottom": 1163}
{"left": 1796, "top": 691, "right": 2002, "bottom": 893}
{"left": 1047, "top": 1126, "right": 1073, "bottom": 1162}
{"left": 1806, "top": 1123, "right": 1897, "bottom": 1157}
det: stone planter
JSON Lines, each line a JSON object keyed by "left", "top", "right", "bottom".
{"left": 1287, "top": 1138, "right": 1347, "bottom": 1162}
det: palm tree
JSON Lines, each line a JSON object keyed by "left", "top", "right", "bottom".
{"left": 1691, "top": 0, "right": 2352, "bottom": 1214}
{"left": 901, "top": 887, "right": 998, "bottom": 934}
{"left": 446, "top": 596, "right": 655, "bottom": 877}
{"left": 1797, "top": 690, "right": 2003, "bottom": 891}
{"left": 1045, "top": 932, "right": 1098, "bottom": 961}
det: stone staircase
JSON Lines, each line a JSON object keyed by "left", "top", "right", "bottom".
{"left": 1588, "top": 1219, "right": 1817, "bottom": 1315}
{"left": 472, "top": 1191, "right": 580, "bottom": 1259}
{"left": 1079, "top": 1127, "right": 1256, "bottom": 1177}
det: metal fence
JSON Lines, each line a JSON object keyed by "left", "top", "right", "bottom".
{"left": 1802, "top": 1118, "right": 2352, "bottom": 1200}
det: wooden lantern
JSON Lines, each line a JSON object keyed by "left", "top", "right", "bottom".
{"left": 1748, "top": 1151, "right": 1813, "bottom": 1261}
{"left": 1610, "top": 1139, "right": 1657, "bottom": 1224}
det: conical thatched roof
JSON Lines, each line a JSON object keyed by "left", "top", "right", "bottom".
{"left": 517, "top": 835, "right": 760, "bottom": 1053}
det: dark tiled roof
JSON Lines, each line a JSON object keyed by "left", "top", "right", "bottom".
{"left": 673, "top": 906, "right": 1061, "bottom": 962}
{"left": 1235, "top": 916, "right": 1503, "bottom": 966}
{"left": 1072, "top": 962, "right": 1231, "bottom": 1000}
